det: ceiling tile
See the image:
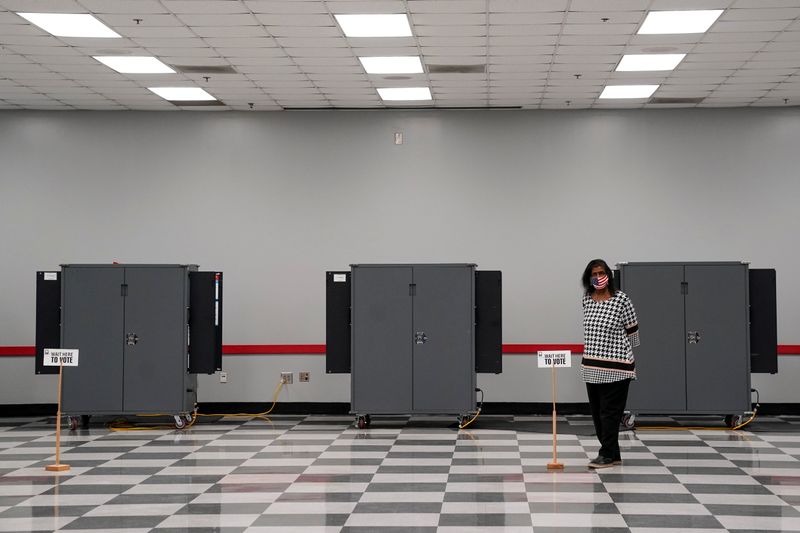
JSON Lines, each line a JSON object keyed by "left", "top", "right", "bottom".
{"left": 244, "top": 1, "right": 328, "bottom": 14}
{"left": 177, "top": 13, "right": 260, "bottom": 25}
{"left": 96, "top": 14, "right": 186, "bottom": 27}
{"left": 409, "top": 0, "right": 484, "bottom": 13}
{"left": 419, "top": 36, "right": 486, "bottom": 46}
{"left": 326, "top": 0, "right": 405, "bottom": 14}
{"left": 255, "top": 14, "right": 334, "bottom": 26}
{"left": 489, "top": 25, "right": 561, "bottom": 36}
{"left": 722, "top": 7, "right": 800, "bottom": 21}
{"left": 490, "top": 13, "right": 564, "bottom": 24}
{"left": 164, "top": 1, "right": 250, "bottom": 13}
{"left": 415, "top": 25, "right": 486, "bottom": 36}
{"left": 0, "top": 0, "right": 83, "bottom": 12}
{"left": 712, "top": 20, "right": 792, "bottom": 32}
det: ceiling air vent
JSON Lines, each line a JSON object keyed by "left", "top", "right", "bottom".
{"left": 174, "top": 65, "right": 238, "bottom": 74}
{"left": 649, "top": 97, "right": 705, "bottom": 105}
{"left": 427, "top": 64, "right": 486, "bottom": 74}
{"left": 171, "top": 100, "right": 226, "bottom": 107}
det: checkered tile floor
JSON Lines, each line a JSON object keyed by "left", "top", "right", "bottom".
{"left": 3, "top": 414, "right": 800, "bottom": 532}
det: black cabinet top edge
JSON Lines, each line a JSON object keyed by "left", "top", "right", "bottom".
{"left": 349, "top": 263, "right": 478, "bottom": 268}
{"left": 617, "top": 261, "right": 749, "bottom": 267}
{"left": 60, "top": 264, "right": 201, "bottom": 269}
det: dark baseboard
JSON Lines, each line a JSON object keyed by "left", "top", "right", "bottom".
{"left": 3, "top": 402, "right": 800, "bottom": 417}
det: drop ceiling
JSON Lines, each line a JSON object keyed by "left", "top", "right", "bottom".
{"left": 0, "top": 0, "right": 798, "bottom": 111}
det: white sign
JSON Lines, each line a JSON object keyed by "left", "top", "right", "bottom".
{"left": 43, "top": 349, "right": 79, "bottom": 367}
{"left": 538, "top": 350, "right": 572, "bottom": 368}
{"left": 44, "top": 272, "right": 58, "bottom": 281}
{"left": 333, "top": 274, "right": 347, "bottom": 282}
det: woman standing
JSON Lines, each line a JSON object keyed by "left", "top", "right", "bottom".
{"left": 581, "top": 259, "right": 640, "bottom": 469}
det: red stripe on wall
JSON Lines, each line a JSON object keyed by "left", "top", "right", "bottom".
{"left": 0, "top": 346, "right": 35, "bottom": 356}
{"left": 3, "top": 344, "right": 800, "bottom": 356}
{"left": 223, "top": 344, "right": 326, "bottom": 354}
{"left": 503, "top": 344, "right": 585, "bottom": 353}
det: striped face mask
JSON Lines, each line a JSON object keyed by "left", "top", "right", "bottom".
{"left": 591, "top": 274, "right": 608, "bottom": 290}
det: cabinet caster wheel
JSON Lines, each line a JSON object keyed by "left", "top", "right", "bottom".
{"left": 356, "top": 416, "right": 367, "bottom": 430}
{"left": 174, "top": 415, "right": 186, "bottom": 429}
{"left": 725, "top": 414, "right": 743, "bottom": 428}
{"left": 622, "top": 413, "right": 635, "bottom": 429}
{"left": 68, "top": 416, "right": 79, "bottom": 431}
{"left": 184, "top": 413, "right": 194, "bottom": 423}
{"left": 81, "top": 415, "right": 91, "bottom": 429}
{"left": 459, "top": 416, "right": 471, "bottom": 427}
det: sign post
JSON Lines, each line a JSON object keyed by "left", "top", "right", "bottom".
{"left": 538, "top": 350, "right": 571, "bottom": 470}
{"left": 43, "top": 349, "right": 79, "bottom": 472}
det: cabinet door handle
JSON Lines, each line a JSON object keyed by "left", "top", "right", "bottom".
{"left": 687, "top": 331, "right": 701, "bottom": 344}
{"left": 126, "top": 333, "right": 139, "bottom": 346}
{"left": 414, "top": 331, "right": 428, "bottom": 344}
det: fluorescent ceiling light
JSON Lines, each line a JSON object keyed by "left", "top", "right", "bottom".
{"left": 17, "top": 12, "right": 121, "bottom": 38}
{"left": 638, "top": 10, "right": 723, "bottom": 34}
{"left": 616, "top": 54, "right": 686, "bottom": 72}
{"left": 359, "top": 56, "right": 423, "bottom": 74}
{"left": 94, "top": 56, "right": 174, "bottom": 74}
{"left": 148, "top": 87, "right": 216, "bottom": 101}
{"left": 599, "top": 85, "right": 659, "bottom": 99}
{"left": 335, "top": 14, "right": 412, "bottom": 37}
{"left": 377, "top": 87, "right": 432, "bottom": 101}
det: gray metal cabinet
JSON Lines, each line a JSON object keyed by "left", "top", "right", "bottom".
{"left": 350, "top": 264, "right": 477, "bottom": 423}
{"left": 618, "top": 262, "right": 751, "bottom": 422}
{"left": 35, "top": 264, "right": 223, "bottom": 428}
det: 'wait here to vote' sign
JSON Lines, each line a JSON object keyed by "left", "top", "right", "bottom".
{"left": 43, "top": 349, "right": 79, "bottom": 367}
{"left": 537, "top": 350, "right": 572, "bottom": 368}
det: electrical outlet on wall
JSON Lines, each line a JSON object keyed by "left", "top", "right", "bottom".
{"left": 219, "top": 371, "right": 228, "bottom": 383}
{"left": 281, "top": 372, "right": 293, "bottom": 384}
{"left": 299, "top": 371, "right": 310, "bottom": 382}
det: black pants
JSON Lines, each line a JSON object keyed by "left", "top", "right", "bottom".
{"left": 586, "top": 379, "right": 631, "bottom": 460}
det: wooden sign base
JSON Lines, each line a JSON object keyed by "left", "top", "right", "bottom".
{"left": 45, "top": 464, "right": 70, "bottom": 472}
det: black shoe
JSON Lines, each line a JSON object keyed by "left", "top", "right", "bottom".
{"left": 612, "top": 457, "right": 622, "bottom": 465}
{"left": 588, "top": 456, "right": 615, "bottom": 469}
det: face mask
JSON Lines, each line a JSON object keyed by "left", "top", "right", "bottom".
{"left": 591, "top": 274, "right": 608, "bottom": 290}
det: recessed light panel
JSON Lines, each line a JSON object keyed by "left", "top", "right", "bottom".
{"left": 148, "top": 87, "right": 216, "bottom": 101}
{"left": 599, "top": 85, "right": 659, "bottom": 99}
{"left": 335, "top": 14, "right": 412, "bottom": 37}
{"left": 94, "top": 56, "right": 174, "bottom": 74}
{"left": 17, "top": 13, "right": 121, "bottom": 38}
{"left": 359, "top": 56, "right": 423, "bottom": 74}
{"left": 638, "top": 10, "right": 723, "bottom": 34}
{"left": 377, "top": 87, "right": 432, "bottom": 101}
{"left": 616, "top": 54, "right": 686, "bottom": 72}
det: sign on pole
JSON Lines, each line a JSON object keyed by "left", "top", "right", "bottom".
{"left": 44, "top": 348, "right": 78, "bottom": 472}
{"left": 538, "top": 350, "right": 572, "bottom": 470}
{"left": 43, "top": 349, "right": 79, "bottom": 367}
{"left": 537, "top": 350, "right": 572, "bottom": 368}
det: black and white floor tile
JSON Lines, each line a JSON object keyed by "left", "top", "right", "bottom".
{"left": 2, "top": 414, "right": 800, "bottom": 532}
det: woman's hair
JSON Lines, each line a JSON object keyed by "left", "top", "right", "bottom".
{"left": 581, "top": 258, "right": 618, "bottom": 295}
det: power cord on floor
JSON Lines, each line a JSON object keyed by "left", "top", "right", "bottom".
{"left": 459, "top": 388, "right": 484, "bottom": 429}
{"left": 108, "top": 378, "right": 285, "bottom": 431}
{"left": 196, "top": 379, "right": 285, "bottom": 420}
{"left": 635, "top": 388, "right": 761, "bottom": 432}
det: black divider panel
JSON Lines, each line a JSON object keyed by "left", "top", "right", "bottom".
{"left": 189, "top": 271, "right": 223, "bottom": 374}
{"left": 476, "top": 270, "right": 502, "bottom": 374}
{"left": 326, "top": 271, "right": 351, "bottom": 374}
{"left": 750, "top": 269, "right": 777, "bottom": 374}
{"left": 35, "top": 271, "right": 61, "bottom": 375}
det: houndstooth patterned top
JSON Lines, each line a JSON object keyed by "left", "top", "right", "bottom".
{"left": 581, "top": 291, "right": 640, "bottom": 384}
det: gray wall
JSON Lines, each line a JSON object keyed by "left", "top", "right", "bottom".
{"left": 1, "top": 108, "right": 798, "bottom": 406}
